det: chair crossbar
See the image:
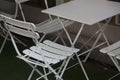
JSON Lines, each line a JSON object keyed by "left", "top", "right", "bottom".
{"left": 17, "top": 55, "right": 47, "bottom": 67}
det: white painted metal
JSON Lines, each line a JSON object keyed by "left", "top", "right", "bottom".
{"left": 0, "top": 11, "right": 14, "bottom": 53}
{"left": 83, "top": 18, "right": 112, "bottom": 62}
{"left": 30, "top": 46, "right": 67, "bottom": 60}
{"left": 36, "top": 18, "right": 74, "bottom": 34}
{"left": 15, "top": 0, "right": 74, "bottom": 43}
{"left": 0, "top": 14, "right": 79, "bottom": 80}
{"left": 42, "top": 0, "right": 120, "bottom": 79}
{"left": 30, "top": 44, "right": 72, "bottom": 57}
{"left": 0, "top": 11, "right": 14, "bottom": 21}
{"left": 100, "top": 41, "right": 120, "bottom": 79}
{"left": 100, "top": 41, "right": 120, "bottom": 53}
{"left": 0, "top": 11, "right": 26, "bottom": 54}
{"left": 2, "top": 14, "right": 36, "bottom": 30}
{"left": 14, "top": 0, "right": 30, "bottom": 21}
{"left": 23, "top": 49, "right": 60, "bottom": 64}
{"left": 109, "top": 48, "right": 120, "bottom": 57}
{"left": 42, "top": 0, "right": 120, "bottom": 25}
{"left": 56, "top": 0, "right": 64, "bottom": 5}
{"left": 15, "top": 0, "right": 30, "bottom": 3}
{"left": 43, "top": 40, "right": 79, "bottom": 53}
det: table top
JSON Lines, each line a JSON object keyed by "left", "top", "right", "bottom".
{"left": 42, "top": 0, "right": 120, "bottom": 25}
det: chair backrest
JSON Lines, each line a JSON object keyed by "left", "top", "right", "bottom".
{"left": 14, "top": 0, "right": 53, "bottom": 21}
{"left": 14, "top": 0, "right": 30, "bottom": 21}
{"left": 0, "top": 14, "right": 40, "bottom": 56}
{"left": 15, "top": 0, "right": 30, "bottom": 3}
{"left": 1, "top": 14, "right": 39, "bottom": 38}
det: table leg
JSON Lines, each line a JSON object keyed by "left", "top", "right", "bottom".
{"left": 58, "top": 17, "right": 89, "bottom": 80}
{"left": 83, "top": 18, "right": 112, "bottom": 62}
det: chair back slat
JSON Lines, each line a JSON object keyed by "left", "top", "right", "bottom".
{"left": 36, "top": 18, "right": 74, "bottom": 33}
{"left": 1, "top": 14, "right": 36, "bottom": 30}
{"left": 8, "top": 24, "right": 39, "bottom": 39}
{"left": 108, "top": 48, "right": 120, "bottom": 57}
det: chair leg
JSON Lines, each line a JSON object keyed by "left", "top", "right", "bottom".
{"left": 0, "top": 32, "right": 9, "bottom": 54}
{"left": 109, "top": 56, "right": 120, "bottom": 72}
{"left": 27, "top": 65, "right": 37, "bottom": 80}
{"left": 60, "top": 36, "right": 67, "bottom": 46}
{"left": 107, "top": 56, "right": 120, "bottom": 80}
{"left": 75, "top": 53, "right": 89, "bottom": 80}
{"left": 58, "top": 59, "right": 67, "bottom": 74}
{"left": 18, "top": 3, "right": 26, "bottom": 21}
{"left": 13, "top": 35, "right": 27, "bottom": 46}
{"left": 27, "top": 64, "right": 49, "bottom": 80}
{"left": 83, "top": 18, "right": 111, "bottom": 62}
{"left": 108, "top": 73, "right": 120, "bottom": 80}
{"left": 44, "top": 62, "right": 63, "bottom": 80}
{"left": 43, "top": 67, "right": 48, "bottom": 80}
{"left": 26, "top": 63, "right": 47, "bottom": 80}
{"left": 83, "top": 32, "right": 103, "bottom": 63}
{"left": 59, "top": 57, "right": 71, "bottom": 79}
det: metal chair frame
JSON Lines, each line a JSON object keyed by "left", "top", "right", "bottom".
{"left": 14, "top": 0, "right": 74, "bottom": 44}
{"left": 0, "top": 14, "right": 80, "bottom": 80}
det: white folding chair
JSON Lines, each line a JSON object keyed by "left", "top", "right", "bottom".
{"left": 14, "top": 0, "right": 74, "bottom": 44}
{"left": 100, "top": 40, "right": 120, "bottom": 80}
{"left": 0, "top": 14, "right": 81, "bottom": 80}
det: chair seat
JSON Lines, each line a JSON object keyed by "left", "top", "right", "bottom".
{"left": 108, "top": 48, "right": 120, "bottom": 57}
{"left": 23, "top": 49, "right": 60, "bottom": 64}
{"left": 43, "top": 40, "right": 79, "bottom": 53}
{"left": 36, "top": 18, "right": 74, "bottom": 34}
{"left": 100, "top": 41, "right": 120, "bottom": 53}
{"left": 116, "top": 55, "right": 120, "bottom": 60}
{"left": 30, "top": 46, "right": 67, "bottom": 60}
{"left": 22, "top": 40, "right": 78, "bottom": 66}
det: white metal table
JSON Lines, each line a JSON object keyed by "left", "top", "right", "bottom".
{"left": 42, "top": 0, "right": 120, "bottom": 79}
